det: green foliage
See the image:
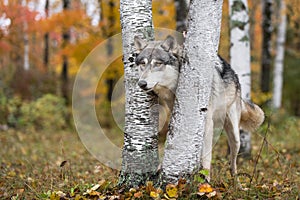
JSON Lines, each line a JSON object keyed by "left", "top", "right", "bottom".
{"left": 283, "top": 53, "right": 300, "bottom": 116}
{"left": 0, "top": 94, "right": 68, "bottom": 130}
{"left": 193, "top": 169, "right": 209, "bottom": 184}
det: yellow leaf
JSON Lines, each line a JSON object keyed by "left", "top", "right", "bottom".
{"left": 150, "top": 191, "right": 160, "bottom": 198}
{"left": 166, "top": 184, "right": 178, "bottom": 198}
{"left": 198, "top": 183, "right": 213, "bottom": 193}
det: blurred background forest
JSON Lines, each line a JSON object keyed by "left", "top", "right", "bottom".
{"left": 0, "top": 0, "right": 299, "bottom": 131}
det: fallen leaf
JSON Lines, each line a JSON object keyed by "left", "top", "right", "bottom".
{"left": 16, "top": 188, "right": 24, "bottom": 195}
{"left": 134, "top": 191, "right": 143, "bottom": 198}
{"left": 198, "top": 183, "right": 213, "bottom": 193}
{"left": 177, "top": 178, "right": 186, "bottom": 193}
{"left": 60, "top": 160, "right": 67, "bottom": 167}
{"left": 55, "top": 191, "right": 66, "bottom": 198}
{"left": 150, "top": 191, "right": 160, "bottom": 198}
{"left": 146, "top": 181, "right": 156, "bottom": 194}
{"left": 166, "top": 184, "right": 178, "bottom": 198}
{"left": 206, "top": 191, "right": 216, "bottom": 198}
{"left": 90, "top": 184, "right": 100, "bottom": 191}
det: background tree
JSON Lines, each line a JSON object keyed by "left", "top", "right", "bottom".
{"left": 272, "top": 0, "right": 287, "bottom": 109}
{"left": 261, "top": 0, "right": 273, "bottom": 93}
{"left": 44, "top": 0, "right": 50, "bottom": 71}
{"left": 229, "top": 0, "right": 252, "bottom": 158}
{"left": 174, "top": 0, "right": 189, "bottom": 32}
{"left": 118, "top": 0, "right": 159, "bottom": 188}
{"left": 22, "top": 0, "right": 30, "bottom": 71}
{"left": 162, "top": 0, "right": 223, "bottom": 183}
{"left": 61, "top": 0, "right": 71, "bottom": 104}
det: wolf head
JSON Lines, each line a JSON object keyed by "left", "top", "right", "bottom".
{"left": 134, "top": 35, "right": 180, "bottom": 95}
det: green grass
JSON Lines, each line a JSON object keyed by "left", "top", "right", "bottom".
{"left": 0, "top": 112, "right": 299, "bottom": 199}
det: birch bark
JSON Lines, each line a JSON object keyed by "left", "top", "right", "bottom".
{"left": 22, "top": 0, "right": 29, "bottom": 70}
{"left": 229, "top": 0, "right": 251, "bottom": 157}
{"left": 272, "top": 0, "right": 287, "bottom": 109}
{"left": 162, "top": 0, "right": 223, "bottom": 183}
{"left": 118, "top": 0, "right": 159, "bottom": 188}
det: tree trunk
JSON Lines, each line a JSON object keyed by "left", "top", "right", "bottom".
{"left": 174, "top": 0, "right": 189, "bottom": 32}
{"left": 261, "top": 0, "right": 273, "bottom": 93}
{"left": 61, "top": 0, "right": 70, "bottom": 104}
{"left": 272, "top": 0, "right": 287, "bottom": 109}
{"left": 44, "top": 0, "right": 49, "bottom": 71}
{"left": 22, "top": 0, "right": 29, "bottom": 71}
{"left": 118, "top": 0, "right": 159, "bottom": 188}
{"left": 106, "top": 0, "right": 115, "bottom": 102}
{"left": 23, "top": 25, "right": 29, "bottom": 71}
{"left": 162, "top": 0, "right": 223, "bottom": 184}
{"left": 229, "top": 0, "right": 251, "bottom": 158}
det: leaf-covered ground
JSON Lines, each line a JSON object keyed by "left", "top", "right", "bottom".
{"left": 0, "top": 113, "right": 299, "bottom": 199}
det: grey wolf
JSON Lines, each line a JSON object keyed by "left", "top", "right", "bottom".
{"left": 133, "top": 35, "right": 265, "bottom": 181}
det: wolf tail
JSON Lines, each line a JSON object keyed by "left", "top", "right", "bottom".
{"left": 240, "top": 100, "right": 265, "bottom": 132}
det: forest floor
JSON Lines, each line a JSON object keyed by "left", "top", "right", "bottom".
{"left": 0, "top": 112, "right": 300, "bottom": 199}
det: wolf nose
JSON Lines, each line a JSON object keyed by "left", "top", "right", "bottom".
{"left": 138, "top": 80, "right": 147, "bottom": 89}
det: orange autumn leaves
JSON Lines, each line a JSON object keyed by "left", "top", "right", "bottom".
{"left": 79, "top": 179, "right": 218, "bottom": 200}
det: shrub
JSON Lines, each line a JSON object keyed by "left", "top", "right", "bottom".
{"left": 0, "top": 94, "right": 68, "bottom": 130}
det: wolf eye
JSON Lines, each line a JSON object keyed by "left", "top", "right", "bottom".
{"left": 154, "top": 62, "right": 163, "bottom": 67}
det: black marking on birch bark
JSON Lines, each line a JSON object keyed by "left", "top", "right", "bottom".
{"left": 232, "top": 0, "right": 246, "bottom": 14}
{"left": 128, "top": 57, "right": 135, "bottom": 62}
{"left": 230, "top": 20, "right": 247, "bottom": 30}
{"left": 241, "top": 73, "right": 251, "bottom": 77}
{"left": 200, "top": 108, "right": 207, "bottom": 112}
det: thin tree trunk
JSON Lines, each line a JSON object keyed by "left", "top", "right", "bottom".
{"left": 61, "top": 0, "right": 70, "bottom": 104}
{"left": 22, "top": 0, "right": 29, "bottom": 71}
{"left": 106, "top": 0, "right": 115, "bottom": 102}
{"left": 174, "top": 0, "right": 189, "bottom": 32}
{"left": 272, "top": 0, "right": 287, "bottom": 109}
{"left": 118, "top": 0, "right": 159, "bottom": 188}
{"left": 44, "top": 0, "right": 49, "bottom": 71}
{"left": 229, "top": 0, "right": 251, "bottom": 158}
{"left": 162, "top": 0, "right": 223, "bottom": 184}
{"left": 261, "top": 0, "right": 273, "bottom": 93}
{"left": 23, "top": 25, "right": 29, "bottom": 71}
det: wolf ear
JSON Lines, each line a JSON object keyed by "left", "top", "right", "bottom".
{"left": 161, "top": 35, "right": 178, "bottom": 53}
{"left": 134, "top": 36, "right": 147, "bottom": 52}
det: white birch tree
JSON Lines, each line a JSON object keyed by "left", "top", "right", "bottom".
{"left": 118, "top": 0, "right": 159, "bottom": 187}
{"left": 272, "top": 0, "right": 287, "bottom": 109}
{"left": 22, "top": 0, "right": 29, "bottom": 71}
{"left": 229, "top": 0, "right": 251, "bottom": 157}
{"left": 162, "top": 0, "right": 223, "bottom": 183}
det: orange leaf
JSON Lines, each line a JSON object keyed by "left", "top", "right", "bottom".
{"left": 198, "top": 183, "right": 214, "bottom": 193}
{"left": 134, "top": 191, "right": 143, "bottom": 198}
